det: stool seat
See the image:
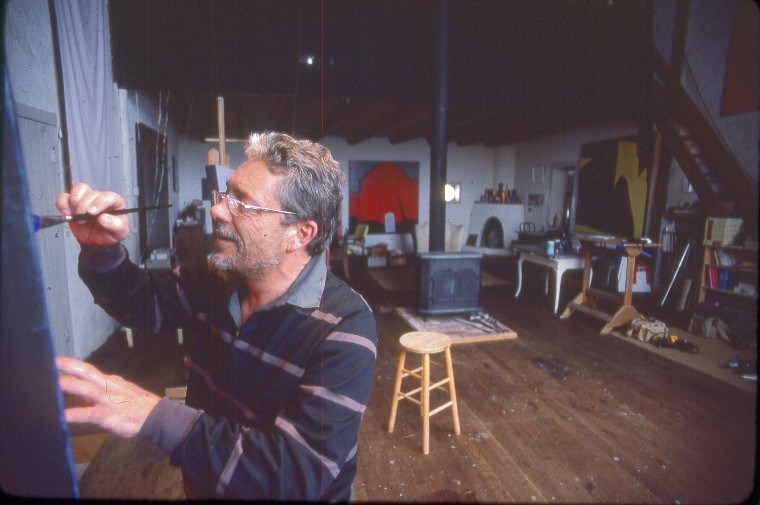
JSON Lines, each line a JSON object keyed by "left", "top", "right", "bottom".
{"left": 399, "top": 331, "right": 451, "bottom": 354}
{"left": 388, "top": 331, "right": 460, "bottom": 454}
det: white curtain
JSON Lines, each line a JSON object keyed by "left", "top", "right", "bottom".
{"left": 54, "top": 0, "right": 120, "bottom": 192}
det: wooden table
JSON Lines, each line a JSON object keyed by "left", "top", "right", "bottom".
{"left": 395, "top": 307, "right": 517, "bottom": 344}
{"left": 560, "top": 236, "right": 658, "bottom": 334}
{"left": 513, "top": 245, "right": 585, "bottom": 314}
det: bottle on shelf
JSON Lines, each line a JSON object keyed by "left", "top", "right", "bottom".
{"left": 495, "top": 183, "right": 504, "bottom": 204}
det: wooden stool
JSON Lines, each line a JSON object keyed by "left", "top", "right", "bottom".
{"left": 387, "top": 331, "right": 460, "bottom": 454}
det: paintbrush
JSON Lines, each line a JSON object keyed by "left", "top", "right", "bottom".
{"left": 33, "top": 204, "right": 172, "bottom": 231}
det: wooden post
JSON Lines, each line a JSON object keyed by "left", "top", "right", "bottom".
{"left": 217, "top": 96, "right": 226, "bottom": 167}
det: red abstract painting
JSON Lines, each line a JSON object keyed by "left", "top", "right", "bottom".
{"left": 348, "top": 160, "right": 419, "bottom": 233}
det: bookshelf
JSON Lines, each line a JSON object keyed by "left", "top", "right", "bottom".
{"left": 695, "top": 217, "right": 757, "bottom": 347}
{"left": 698, "top": 242, "right": 758, "bottom": 303}
{"left": 654, "top": 208, "right": 702, "bottom": 289}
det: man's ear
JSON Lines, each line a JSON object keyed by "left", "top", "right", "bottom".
{"left": 287, "top": 220, "right": 319, "bottom": 252}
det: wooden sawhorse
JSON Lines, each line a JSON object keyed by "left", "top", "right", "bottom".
{"left": 560, "top": 236, "right": 658, "bottom": 334}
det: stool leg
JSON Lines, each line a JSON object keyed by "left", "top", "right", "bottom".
{"left": 422, "top": 352, "right": 430, "bottom": 455}
{"left": 387, "top": 350, "right": 407, "bottom": 433}
{"left": 418, "top": 355, "right": 424, "bottom": 418}
{"left": 445, "top": 347, "right": 461, "bottom": 436}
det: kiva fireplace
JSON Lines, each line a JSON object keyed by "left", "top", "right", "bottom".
{"left": 463, "top": 203, "right": 524, "bottom": 254}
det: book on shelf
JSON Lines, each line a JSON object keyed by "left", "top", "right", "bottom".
{"left": 705, "top": 265, "right": 719, "bottom": 289}
{"left": 718, "top": 269, "right": 729, "bottom": 290}
{"left": 662, "top": 224, "right": 675, "bottom": 253}
{"left": 722, "top": 249, "right": 735, "bottom": 266}
{"left": 711, "top": 248, "right": 736, "bottom": 267}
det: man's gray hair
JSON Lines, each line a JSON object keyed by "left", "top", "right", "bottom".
{"left": 244, "top": 132, "right": 345, "bottom": 256}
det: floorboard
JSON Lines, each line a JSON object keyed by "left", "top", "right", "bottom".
{"left": 353, "top": 274, "right": 756, "bottom": 504}
{"left": 75, "top": 264, "right": 757, "bottom": 503}
{"left": 355, "top": 301, "right": 756, "bottom": 503}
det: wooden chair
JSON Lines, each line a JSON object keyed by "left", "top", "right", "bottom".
{"left": 347, "top": 223, "right": 369, "bottom": 255}
{"left": 413, "top": 221, "right": 466, "bottom": 253}
{"left": 387, "top": 331, "right": 460, "bottom": 454}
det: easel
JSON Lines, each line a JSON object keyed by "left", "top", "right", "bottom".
{"left": 207, "top": 97, "right": 231, "bottom": 167}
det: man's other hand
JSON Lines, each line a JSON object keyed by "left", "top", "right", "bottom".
{"left": 56, "top": 356, "right": 160, "bottom": 438}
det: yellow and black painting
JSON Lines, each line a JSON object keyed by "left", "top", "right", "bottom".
{"left": 575, "top": 137, "right": 649, "bottom": 239}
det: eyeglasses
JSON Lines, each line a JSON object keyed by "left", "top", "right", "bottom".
{"left": 211, "top": 190, "right": 296, "bottom": 216}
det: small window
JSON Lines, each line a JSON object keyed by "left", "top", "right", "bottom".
{"left": 444, "top": 182, "right": 461, "bottom": 203}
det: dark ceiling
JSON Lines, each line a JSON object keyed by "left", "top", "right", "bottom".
{"left": 108, "top": 0, "right": 647, "bottom": 146}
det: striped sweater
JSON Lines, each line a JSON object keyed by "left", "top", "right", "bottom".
{"left": 78, "top": 245, "right": 377, "bottom": 500}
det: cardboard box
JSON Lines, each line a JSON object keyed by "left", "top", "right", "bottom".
{"left": 703, "top": 217, "right": 743, "bottom": 246}
{"left": 366, "top": 243, "right": 388, "bottom": 268}
{"left": 367, "top": 243, "right": 388, "bottom": 257}
{"left": 616, "top": 257, "right": 652, "bottom": 293}
{"left": 367, "top": 256, "right": 388, "bottom": 268}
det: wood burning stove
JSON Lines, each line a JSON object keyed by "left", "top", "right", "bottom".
{"left": 418, "top": 252, "right": 483, "bottom": 315}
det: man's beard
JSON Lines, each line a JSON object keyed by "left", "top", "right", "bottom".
{"left": 210, "top": 223, "right": 281, "bottom": 281}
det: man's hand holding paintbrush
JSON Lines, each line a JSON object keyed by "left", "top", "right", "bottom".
{"left": 48, "top": 183, "right": 168, "bottom": 246}
{"left": 53, "top": 183, "right": 132, "bottom": 246}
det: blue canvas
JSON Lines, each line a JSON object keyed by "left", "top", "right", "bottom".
{"left": 0, "top": 68, "right": 78, "bottom": 497}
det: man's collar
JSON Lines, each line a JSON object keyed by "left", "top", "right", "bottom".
{"left": 279, "top": 250, "right": 328, "bottom": 309}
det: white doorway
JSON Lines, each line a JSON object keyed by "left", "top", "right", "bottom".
{"left": 547, "top": 162, "right": 577, "bottom": 230}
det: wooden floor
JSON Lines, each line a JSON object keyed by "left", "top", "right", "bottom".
{"left": 355, "top": 288, "right": 756, "bottom": 503}
{"left": 77, "top": 263, "right": 758, "bottom": 503}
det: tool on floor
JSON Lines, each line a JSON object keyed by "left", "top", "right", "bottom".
{"left": 728, "top": 358, "right": 757, "bottom": 375}
{"left": 469, "top": 311, "right": 503, "bottom": 332}
{"left": 651, "top": 334, "right": 699, "bottom": 354}
{"left": 455, "top": 317, "right": 496, "bottom": 333}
